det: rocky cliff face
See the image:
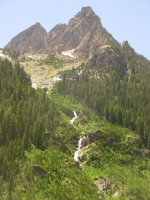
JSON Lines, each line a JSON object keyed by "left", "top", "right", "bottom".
{"left": 41, "top": 7, "right": 113, "bottom": 59}
{"left": 5, "top": 23, "right": 47, "bottom": 54}
{"left": 85, "top": 45, "right": 127, "bottom": 74}
{"left": 4, "top": 6, "right": 131, "bottom": 75}
{"left": 5, "top": 7, "right": 116, "bottom": 58}
{"left": 67, "top": 6, "right": 115, "bottom": 59}
{"left": 121, "top": 40, "right": 135, "bottom": 55}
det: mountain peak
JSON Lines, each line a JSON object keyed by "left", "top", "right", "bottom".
{"left": 122, "top": 40, "right": 130, "bottom": 48}
{"left": 5, "top": 22, "right": 47, "bottom": 53}
{"left": 34, "top": 22, "right": 42, "bottom": 27}
{"left": 81, "top": 6, "right": 94, "bottom": 14}
{"left": 121, "top": 40, "right": 135, "bottom": 55}
{"left": 67, "top": 6, "right": 100, "bottom": 27}
{"left": 4, "top": 7, "right": 115, "bottom": 58}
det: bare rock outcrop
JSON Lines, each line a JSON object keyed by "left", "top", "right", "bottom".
{"left": 63, "top": 109, "right": 74, "bottom": 119}
{"left": 94, "top": 177, "right": 122, "bottom": 199}
{"left": 4, "top": 7, "right": 117, "bottom": 59}
{"left": 87, "top": 130, "right": 101, "bottom": 143}
{"left": 121, "top": 40, "right": 135, "bottom": 55}
{"left": 81, "top": 136, "right": 89, "bottom": 147}
{"left": 38, "top": 23, "right": 67, "bottom": 54}
{"left": 34, "top": 6, "right": 115, "bottom": 57}
{"left": 5, "top": 23, "right": 47, "bottom": 54}
{"left": 85, "top": 45, "right": 128, "bottom": 74}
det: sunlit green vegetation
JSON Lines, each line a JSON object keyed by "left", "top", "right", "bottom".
{"left": 55, "top": 43, "right": 150, "bottom": 199}
{"left": 3, "top": 48, "right": 20, "bottom": 60}
{"left": 1, "top": 41, "right": 150, "bottom": 199}
{"left": 51, "top": 90, "right": 150, "bottom": 199}
{"left": 37, "top": 54, "right": 65, "bottom": 69}
{"left": 0, "top": 58, "right": 99, "bottom": 199}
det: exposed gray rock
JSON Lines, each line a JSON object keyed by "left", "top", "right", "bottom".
{"left": 81, "top": 136, "right": 89, "bottom": 146}
{"left": 85, "top": 45, "right": 127, "bottom": 74}
{"left": 63, "top": 109, "right": 74, "bottom": 119}
{"left": 5, "top": 23, "right": 47, "bottom": 53}
{"left": 5, "top": 7, "right": 117, "bottom": 59}
{"left": 121, "top": 40, "right": 135, "bottom": 55}
{"left": 88, "top": 130, "right": 102, "bottom": 143}
{"left": 94, "top": 177, "right": 121, "bottom": 199}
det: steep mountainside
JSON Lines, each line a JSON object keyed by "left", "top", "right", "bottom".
{"left": 5, "top": 23, "right": 47, "bottom": 54}
{"left": 121, "top": 40, "right": 135, "bottom": 55}
{"left": 0, "top": 58, "right": 99, "bottom": 199}
{"left": 85, "top": 45, "right": 127, "bottom": 74}
{"left": 40, "top": 6, "right": 116, "bottom": 59}
{"left": 5, "top": 7, "right": 116, "bottom": 59}
{"left": 54, "top": 41, "right": 150, "bottom": 199}
{"left": 2, "top": 5, "right": 150, "bottom": 198}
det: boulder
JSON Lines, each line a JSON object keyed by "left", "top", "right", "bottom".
{"left": 81, "top": 136, "right": 89, "bottom": 146}
{"left": 63, "top": 109, "right": 74, "bottom": 119}
{"left": 88, "top": 130, "right": 102, "bottom": 143}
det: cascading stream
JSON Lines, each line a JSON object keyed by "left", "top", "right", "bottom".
{"left": 70, "top": 111, "right": 78, "bottom": 124}
{"left": 74, "top": 137, "right": 82, "bottom": 162}
{"left": 70, "top": 111, "right": 83, "bottom": 164}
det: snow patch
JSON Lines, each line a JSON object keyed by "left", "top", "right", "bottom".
{"left": 100, "top": 45, "right": 111, "bottom": 49}
{"left": 53, "top": 76, "right": 62, "bottom": 81}
{"left": 62, "top": 49, "right": 75, "bottom": 58}
{"left": 0, "top": 52, "right": 4, "bottom": 57}
{"left": 32, "top": 83, "right": 37, "bottom": 89}
{"left": 28, "top": 55, "right": 33, "bottom": 58}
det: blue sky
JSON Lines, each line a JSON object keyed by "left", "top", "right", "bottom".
{"left": 0, "top": 0, "right": 150, "bottom": 60}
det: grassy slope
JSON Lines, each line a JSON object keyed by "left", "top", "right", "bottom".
{"left": 0, "top": 56, "right": 99, "bottom": 200}
{"left": 1, "top": 146, "right": 98, "bottom": 200}
{"left": 0, "top": 91, "right": 99, "bottom": 200}
{"left": 50, "top": 91, "right": 150, "bottom": 200}
{"left": 18, "top": 54, "right": 81, "bottom": 90}
{"left": 3, "top": 50, "right": 150, "bottom": 199}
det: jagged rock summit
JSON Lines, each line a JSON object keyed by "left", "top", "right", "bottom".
{"left": 5, "top": 6, "right": 116, "bottom": 59}
{"left": 121, "top": 40, "right": 135, "bottom": 55}
{"left": 5, "top": 23, "right": 47, "bottom": 54}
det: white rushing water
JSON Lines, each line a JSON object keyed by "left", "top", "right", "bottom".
{"left": 74, "top": 137, "right": 82, "bottom": 162}
{"left": 70, "top": 111, "right": 83, "bottom": 164}
{"left": 70, "top": 111, "right": 78, "bottom": 124}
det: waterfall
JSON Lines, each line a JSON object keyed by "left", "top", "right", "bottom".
{"left": 74, "top": 137, "right": 83, "bottom": 162}
{"left": 70, "top": 111, "right": 83, "bottom": 165}
{"left": 70, "top": 111, "right": 78, "bottom": 124}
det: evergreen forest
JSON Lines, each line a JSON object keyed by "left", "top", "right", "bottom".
{"left": 0, "top": 58, "right": 99, "bottom": 199}
{"left": 55, "top": 44, "right": 150, "bottom": 199}
{"left": 1, "top": 41, "right": 150, "bottom": 200}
